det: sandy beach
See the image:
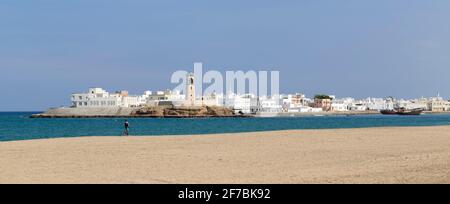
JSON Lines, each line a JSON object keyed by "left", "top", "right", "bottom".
{"left": 0, "top": 126, "right": 449, "bottom": 184}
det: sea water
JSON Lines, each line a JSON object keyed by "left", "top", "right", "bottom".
{"left": 0, "top": 112, "right": 449, "bottom": 141}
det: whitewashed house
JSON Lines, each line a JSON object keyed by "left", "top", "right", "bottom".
{"left": 259, "top": 96, "right": 283, "bottom": 113}
{"left": 331, "top": 97, "right": 353, "bottom": 112}
{"left": 427, "top": 94, "right": 450, "bottom": 112}
{"left": 71, "top": 88, "right": 149, "bottom": 108}
{"left": 224, "top": 93, "right": 258, "bottom": 114}
{"left": 360, "top": 98, "right": 386, "bottom": 111}
{"left": 71, "top": 88, "right": 122, "bottom": 108}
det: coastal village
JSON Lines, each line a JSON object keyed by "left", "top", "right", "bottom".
{"left": 5, "top": 1, "right": 450, "bottom": 187}
{"left": 66, "top": 73, "right": 450, "bottom": 116}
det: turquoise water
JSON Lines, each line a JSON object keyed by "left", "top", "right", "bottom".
{"left": 0, "top": 112, "right": 449, "bottom": 142}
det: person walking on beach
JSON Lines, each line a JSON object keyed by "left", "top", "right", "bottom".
{"left": 124, "top": 120, "right": 130, "bottom": 136}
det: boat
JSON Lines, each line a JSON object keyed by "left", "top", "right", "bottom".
{"left": 380, "top": 108, "right": 423, "bottom": 116}
{"left": 380, "top": 110, "right": 397, "bottom": 115}
{"left": 397, "top": 108, "right": 423, "bottom": 115}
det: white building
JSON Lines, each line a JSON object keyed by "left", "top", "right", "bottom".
{"left": 72, "top": 88, "right": 121, "bottom": 108}
{"left": 281, "top": 93, "right": 307, "bottom": 110}
{"left": 259, "top": 96, "right": 283, "bottom": 113}
{"left": 396, "top": 98, "right": 428, "bottom": 110}
{"left": 427, "top": 94, "right": 450, "bottom": 112}
{"left": 331, "top": 97, "right": 354, "bottom": 112}
{"left": 348, "top": 101, "right": 368, "bottom": 111}
{"left": 199, "top": 92, "right": 222, "bottom": 107}
{"left": 71, "top": 88, "right": 149, "bottom": 108}
{"left": 288, "top": 106, "right": 323, "bottom": 113}
{"left": 331, "top": 103, "right": 348, "bottom": 112}
{"left": 361, "top": 98, "right": 387, "bottom": 111}
{"left": 224, "top": 93, "right": 258, "bottom": 114}
{"left": 146, "top": 90, "right": 186, "bottom": 106}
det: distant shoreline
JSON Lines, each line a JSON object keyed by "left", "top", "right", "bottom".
{"left": 29, "top": 106, "right": 248, "bottom": 118}
{"left": 29, "top": 109, "right": 450, "bottom": 118}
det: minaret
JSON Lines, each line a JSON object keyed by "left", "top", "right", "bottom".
{"left": 186, "top": 72, "right": 195, "bottom": 106}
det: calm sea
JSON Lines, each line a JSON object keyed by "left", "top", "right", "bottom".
{"left": 0, "top": 112, "right": 449, "bottom": 142}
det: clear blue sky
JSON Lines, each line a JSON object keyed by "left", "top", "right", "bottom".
{"left": 1, "top": 0, "right": 449, "bottom": 111}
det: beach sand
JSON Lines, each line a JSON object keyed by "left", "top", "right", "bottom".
{"left": 0, "top": 126, "right": 449, "bottom": 184}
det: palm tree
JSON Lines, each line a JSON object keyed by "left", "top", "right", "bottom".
{"left": 314, "top": 95, "right": 332, "bottom": 100}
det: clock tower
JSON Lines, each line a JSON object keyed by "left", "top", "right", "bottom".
{"left": 186, "top": 72, "right": 196, "bottom": 106}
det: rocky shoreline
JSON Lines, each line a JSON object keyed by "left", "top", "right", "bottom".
{"left": 30, "top": 107, "right": 450, "bottom": 118}
{"left": 30, "top": 115, "right": 252, "bottom": 118}
{"left": 30, "top": 106, "right": 251, "bottom": 118}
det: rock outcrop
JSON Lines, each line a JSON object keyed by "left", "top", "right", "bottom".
{"left": 132, "top": 105, "right": 237, "bottom": 117}
{"left": 31, "top": 106, "right": 245, "bottom": 118}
